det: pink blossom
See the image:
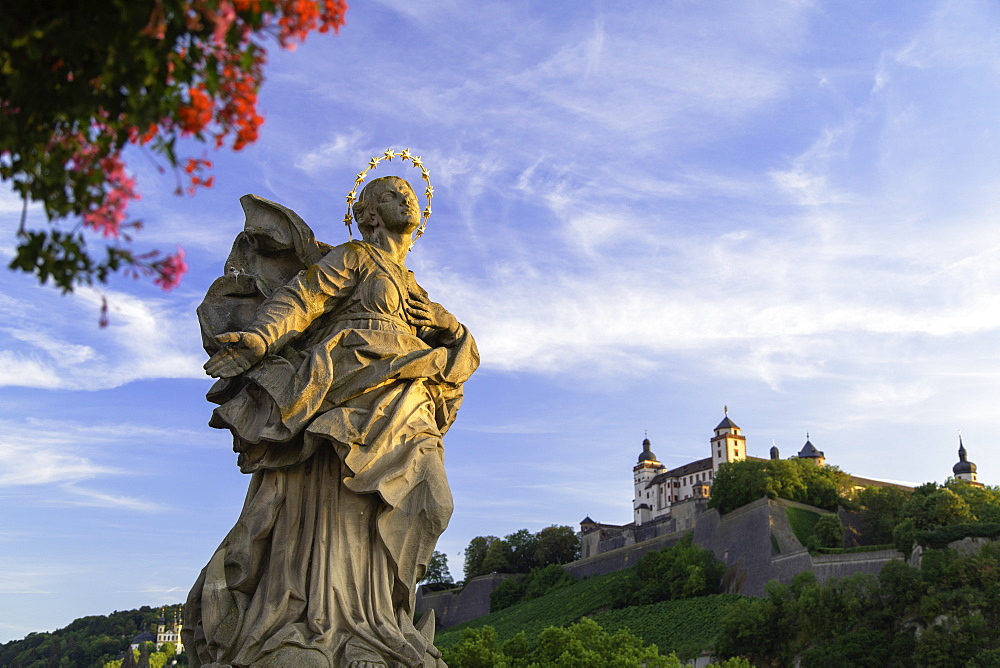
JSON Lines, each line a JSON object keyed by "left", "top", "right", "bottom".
{"left": 154, "top": 247, "right": 188, "bottom": 290}
{"left": 81, "top": 152, "right": 139, "bottom": 238}
{"left": 212, "top": 1, "right": 237, "bottom": 45}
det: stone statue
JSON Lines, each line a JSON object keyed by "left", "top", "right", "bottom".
{"left": 182, "top": 175, "right": 479, "bottom": 667}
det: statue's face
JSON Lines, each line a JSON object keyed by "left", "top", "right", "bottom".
{"left": 375, "top": 179, "right": 420, "bottom": 235}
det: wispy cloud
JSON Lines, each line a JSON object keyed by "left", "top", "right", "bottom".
{"left": 48, "top": 485, "right": 168, "bottom": 512}
{"left": 0, "top": 442, "right": 114, "bottom": 487}
{"left": 0, "top": 286, "right": 204, "bottom": 390}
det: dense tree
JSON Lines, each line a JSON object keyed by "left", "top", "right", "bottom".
{"left": 716, "top": 542, "right": 1000, "bottom": 666}
{"left": 902, "top": 484, "right": 974, "bottom": 530}
{"left": 709, "top": 458, "right": 849, "bottom": 514}
{"left": 0, "top": 603, "right": 183, "bottom": 668}
{"left": 535, "top": 525, "right": 580, "bottom": 566}
{"left": 504, "top": 528, "right": 540, "bottom": 573}
{"left": 614, "top": 533, "right": 725, "bottom": 608}
{"left": 420, "top": 550, "right": 454, "bottom": 586}
{"left": 442, "top": 618, "right": 682, "bottom": 667}
{"left": 463, "top": 526, "right": 579, "bottom": 580}
{"left": 464, "top": 535, "right": 501, "bottom": 581}
{"left": 480, "top": 538, "right": 514, "bottom": 575}
{"left": 814, "top": 513, "right": 844, "bottom": 548}
{"left": 943, "top": 479, "right": 1000, "bottom": 523}
{"left": 855, "top": 485, "right": 910, "bottom": 544}
{"left": 2, "top": 0, "right": 346, "bottom": 295}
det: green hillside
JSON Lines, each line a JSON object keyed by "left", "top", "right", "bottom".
{"left": 436, "top": 569, "right": 745, "bottom": 659}
{"left": 0, "top": 604, "right": 184, "bottom": 668}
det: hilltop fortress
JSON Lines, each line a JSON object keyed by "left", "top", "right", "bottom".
{"left": 418, "top": 410, "right": 985, "bottom": 628}
{"left": 580, "top": 410, "right": 981, "bottom": 561}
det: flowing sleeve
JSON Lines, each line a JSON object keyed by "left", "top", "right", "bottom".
{"left": 246, "top": 244, "right": 359, "bottom": 353}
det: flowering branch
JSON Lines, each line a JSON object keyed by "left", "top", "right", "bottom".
{"left": 0, "top": 0, "right": 347, "bottom": 297}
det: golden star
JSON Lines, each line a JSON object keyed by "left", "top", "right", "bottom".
{"left": 346, "top": 192, "right": 356, "bottom": 204}
{"left": 355, "top": 171, "right": 367, "bottom": 183}
{"left": 410, "top": 156, "right": 423, "bottom": 169}
{"left": 383, "top": 149, "right": 396, "bottom": 161}
{"left": 421, "top": 168, "right": 430, "bottom": 180}
{"left": 399, "top": 148, "right": 413, "bottom": 161}
{"left": 368, "top": 157, "right": 381, "bottom": 170}
{"left": 343, "top": 213, "right": 353, "bottom": 225}
{"left": 424, "top": 186, "right": 434, "bottom": 197}
{"left": 423, "top": 206, "right": 432, "bottom": 217}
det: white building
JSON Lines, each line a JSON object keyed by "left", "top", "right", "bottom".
{"left": 156, "top": 609, "right": 185, "bottom": 654}
{"left": 633, "top": 410, "right": 747, "bottom": 526}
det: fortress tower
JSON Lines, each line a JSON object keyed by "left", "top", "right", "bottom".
{"left": 633, "top": 437, "right": 664, "bottom": 525}
{"left": 797, "top": 435, "right": 825, "bottom": 466}
{"left": 710, "top": 406, "right": 746, "bottom": 470}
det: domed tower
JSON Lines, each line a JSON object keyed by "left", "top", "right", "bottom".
{"left": 797, "top": 434, "right": 825, "bottom": 466}
{"left": 633, "top": 436, "right": 664, "bottom": 526}
{"left": 953, "top": 433, "right": 983, "bottom": 487}
{"left": 710, "top": 406, "right": 746, "bottom": 471}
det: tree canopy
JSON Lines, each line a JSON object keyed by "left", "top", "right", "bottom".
{"left": 463, "top": 526, "right": 580, "bottom": 581}
{"left": 442, "top": 618, "right": 683, "bottom": 668}
{"left": 420, "top": 550, "right": 454, "bottom": 586}
{"left": 613, "top": 533, "right": 725, "bottom": 608}
{"left": 708, "top": 457, "right": 850, "bottom": 514}
{"left": 715, "top": 542, "right": 1000, "bottom": 666}
{"left": 0, "top": 603, "right": 183, "bottom": 667}
{"left": 1, "top": 0, "right": 346, "bottom": 297}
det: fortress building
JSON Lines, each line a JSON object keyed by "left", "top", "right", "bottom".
{"left": 583, "top": 409, "right": 975, "bottom": 560}
{"left": 633, "top": 408, "right": 749, "bottom": 526}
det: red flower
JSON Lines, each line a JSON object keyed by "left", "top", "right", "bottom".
{"left": 154, "top": 248, "right": 188, "bottom": 290}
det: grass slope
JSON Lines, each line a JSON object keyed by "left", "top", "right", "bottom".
{"left": 435, "top": 569, "right": 744, "bottom": 658}
{"left": 785, "top": 506, "right": 822, "bottom": 547}
{"left": 590, "top": 594, "right": 746, "bottom": 658}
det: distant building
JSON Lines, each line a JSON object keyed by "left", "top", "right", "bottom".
{"left": 584, "top": 408, "right": 979, "bottom": 560}
{"left": 953, "top": 434, "right": 983, "bottom": 488}
{"left": 632, "top": 408, "right": 752, "bottom": 527}
{"left": 130, "top": 631, "right": 156, "bottom": 650}
{"left": 156, "top": 608, "right": 185, "bottom": 654}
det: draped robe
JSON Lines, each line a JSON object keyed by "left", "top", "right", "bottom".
{"left": 183, "top": 196, "right": 478, "bottom": 667}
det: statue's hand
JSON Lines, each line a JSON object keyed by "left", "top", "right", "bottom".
{"left": 406, "top": 289, "right": 459, "bottom": 334}
{"left": 204, "top": 331, "right": 267, "bottom": 378}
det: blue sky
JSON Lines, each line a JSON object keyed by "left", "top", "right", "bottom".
{"left": 3, "top": 0, "right": 1000, "bottom": 642}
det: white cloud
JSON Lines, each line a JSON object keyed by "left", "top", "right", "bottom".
{"left": 50, "top": 485, "right": 167, "bottom": 512}
{"left": 0, "top": 286, "right": 204, "bottom": 390}
{"left": 295, "top": 129, "right": 368, "bottom": 174}
{"left": 0, "top": 442, "right": 112, "bottom": 487}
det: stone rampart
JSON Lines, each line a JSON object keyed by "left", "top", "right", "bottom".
{"left": 416, "top": 573, "right": 512, "bottom": 629}
{"left": 418, "top": 497, "right": 906, "bottom": 628}
{"left": 566, "top": 530, "right": 689, "bottom": 579}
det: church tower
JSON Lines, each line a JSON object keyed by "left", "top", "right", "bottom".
{"left": 797, "top": 435, "right": 825, "bottom": 466}
{"left": 633, "top": 437, "right": 664, "bottom": 526}
{"left": 953, "top": 433, "right": 983, "bottom": 487}
{"left": 710, "top": 407, "right": 746, "bottom": 472}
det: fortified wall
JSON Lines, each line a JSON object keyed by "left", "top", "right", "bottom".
{"left": 418, "top": 496, "right": 904, "bottom": 627}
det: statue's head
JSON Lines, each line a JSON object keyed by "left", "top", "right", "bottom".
{"left": 352, "top": 176, "right": 419, "bottom": 241}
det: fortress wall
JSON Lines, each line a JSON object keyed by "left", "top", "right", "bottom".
{"left": 693, "top": 498, "right": 776, "bottom": 597}
{"left": 565, "top": 530, "right": 689, "bottom": 579}
{"left": 416, "top": 573, "right": 513, "bottom": 629}
{"left": 810, "top": 550, "right": 903, "bottom": 582}
{"left": 421, "top": 498, "right": 907, "bottom": 629}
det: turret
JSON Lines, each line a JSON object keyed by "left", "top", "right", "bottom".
{"left": 710, "top": 406, "right": 746, "bottom": 471}
{"left": 633, "top": 436, "right": 664, "bottom": 526}
{"left": 953, "top": 433, "right": 982, "bottom": 486}
{"left": 797, "top": 434, "right": 825, "bottom": 466}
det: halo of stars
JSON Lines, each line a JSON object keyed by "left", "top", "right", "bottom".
{"left": 344, "top": 149, "right": 434, "bottom": 244}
